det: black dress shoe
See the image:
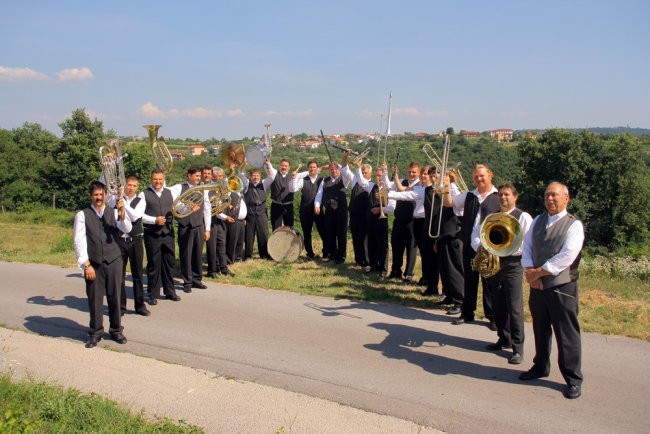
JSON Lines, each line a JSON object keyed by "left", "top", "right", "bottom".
{"left": 452, "top": 316, "right": 474, "bottom": 325}
{"left": 192, "top": 282, "right": 207, "bottom": 289}
{"left": 110, "top": 333, "right": 127, "bottom": 344}
{"left": 509, "top": 353, "right": 523, "bottom": 365}
{"left": 335, "top": 258, "right": 345, "bottom": 265}
{"left": 564, "top": 384, "right": 581, "bottom": 399}
{"left": 136, "top": 307, "right": 151, "bottom": 317}
{"left": 207, "top": 272, "right": 218, "bottom": 279}
{"left": 387, "top": 271, "right": 401, "bottom": 279}
{"left": 519, "top": 368, "right": 549, "bottom": 381}
{"left": 486, "top": 341, "right": 511, "bottom": 351}
{"left": 183, "top": 286, "right": 192, "bottom": 293}
{"left": 402, "top": 275, "right": 414, "bottom": 284}
{"left": 221, "top": 268, "right": 235, "bottom": 277}
{"left": 165, "top": 294, "right": 181, "bottom": 301}
{"left": 417, "top": 278, "right": 428, "bottom": 286}
{"left": 446, "top": 306, "right": 461, "bottom": 315}
{"left": 147, "top": 297, "right": 158, "bottom": 306}
{"left": 435, "top": 297, "right": 453, "bottom": 306}
{"left": 488, "top": 320, "right": 498, "bottom": 331}
{"left": 85, "top": 336, "right": 101, "bottom": 348}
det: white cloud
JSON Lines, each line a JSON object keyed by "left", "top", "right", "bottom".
{"left": 0, "top": 66, "right": 49, "bottom": 82}
{"left": 137, "top": 102, "right": 244, "bottom": 119}
{"left": 57, "top": 67, "right": 94, "bottom": 81}
{"left": 260, "top": 109, "right": 315, "bottom": 118}
{"left": 394, "top": 107, "right": 448, "bottom": 118}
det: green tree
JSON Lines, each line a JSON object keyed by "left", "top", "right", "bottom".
{"left": 49, "top": 108, "right": 106, "bottom": 210}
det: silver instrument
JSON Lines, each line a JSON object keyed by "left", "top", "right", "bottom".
{"left": 427, "top": 134, "right": 450, "bottom": 239}
{"left": 246, "top": 123, "right": 273, "bottom": 168}
{"left": 98, "top": 138, "right": 128, "bottom": 196}
{"left": 144, "top": 124, "right": 173, "bottom": 174}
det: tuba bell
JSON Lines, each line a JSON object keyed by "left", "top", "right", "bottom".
{"left": 220, "top": 143, "right": 246, "bottom": 192}
{"left": 144, "top": 124, "right": 173, "bottom": 174}
{"left": 471, "top": 212, "right": 523, "bottom": 278}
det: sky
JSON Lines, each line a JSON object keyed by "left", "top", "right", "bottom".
{"left": 1, "top": 0, "right": 649, "bottom": 140}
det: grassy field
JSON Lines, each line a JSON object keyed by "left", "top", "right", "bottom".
{"left": 1, "top": 211, "right": 648, "bottom": 340}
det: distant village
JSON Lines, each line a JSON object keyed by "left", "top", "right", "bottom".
{"left": 128, "top": 128, "right": 523, "bottom": 161}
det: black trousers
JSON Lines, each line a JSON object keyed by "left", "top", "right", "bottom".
{"left": 86, "top": 258, "right": 122, "bottom": 338}
{"left": 207, "top": 219, "right": 228, "bottom": 273}
{"left": 390, "top": 218, "right": 417, "bottom": 277}
{"left": 177, "top": 224, "right": 204, "bottom": 288}
{"left": 529, "top": 281, "right": 583, "bottom": 386}
{"left": 493, "top": 256, "right": 525, "bottom": 353}
{"left": 414, "top": 218, "right": 438, "bottom": 288}
{"left": 270, "top": 202, "right": 294, "bottom": 230}
{"left": 226, "top": 219, "right": 245, "bottom": 263}
{"left": 300, "top": 207, "right": 326, "bottom": 257}
{"left": 245, "top": 212, "right": 269, "bottom": 259}
{"left": 324, "top": 205, "right": 348, "bottom": 261}
{"left": 350, "top": 212, "right": 369, "bottom": 266}
{"left": 144, "top": 231, "right": 176, "bottom": 298}
{"left": 366, "top": 212, "right": 388, "bottom": 273}
{"left": 437, "top": 237, "right": 464, "bottom": 304}
{"left": 118, "top": 236, "right": 145, "bottom": 312}
{"left": 461, "top": 247, "right": 495, "bottom": 320}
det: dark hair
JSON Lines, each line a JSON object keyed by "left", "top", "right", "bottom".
{"left": 151, "top": 168, "right": 164, "bottom": 176}
{"left": 187, "top": 166, "right": 201, "bottom": 175}
{"left": 126, "top": 174, "right": 140, "bottom": 182}
{"left": 280, "top": 158, "right": 290, "bottom": 165}
{"left": 89, "top": 181, "right": 106, "bottom": 194}
{"left": 202, "top": 165, "right": 213, "bottom": 172}
{"left": 307, "top": 160, "right": 319, "bottom": 167}
{"left": 498, "top": 183, "right": 518, "bottom": 196}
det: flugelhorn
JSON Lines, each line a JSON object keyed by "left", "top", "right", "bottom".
{"left": 471, "top": 212, "right": 523, "bottom": 278}
{"left": 144, "top": 124, "right": 173, "bottom": 174}
{"left": 99, "top": 138, "right": 128, "bottom": 196}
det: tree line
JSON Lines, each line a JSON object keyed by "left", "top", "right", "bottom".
{"left": 1, "top": 108, "right": 648, "bottom": 254}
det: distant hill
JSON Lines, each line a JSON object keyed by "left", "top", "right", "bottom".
{"left": 516, "top": 126, "right": 650, "bottom": 136}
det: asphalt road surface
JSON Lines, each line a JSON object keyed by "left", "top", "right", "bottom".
{"left": 0, "top": 262, "right": 648, "bottom": 433}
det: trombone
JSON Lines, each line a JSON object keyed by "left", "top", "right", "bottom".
{"left": 423, "top": 143, "right": 469, "bottom": 192}
{"left": 427, "top": 134, "right": 450, "bottom": 239}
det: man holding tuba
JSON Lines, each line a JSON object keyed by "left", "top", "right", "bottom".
{"left": 474, "top": 183, "right": 532, "bottom": 364}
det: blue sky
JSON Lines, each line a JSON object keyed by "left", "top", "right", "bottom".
{"left": 1, "top": 0, "right": 649, "bottom": 140}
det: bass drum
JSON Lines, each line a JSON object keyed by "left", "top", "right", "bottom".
{"left": 267, "top": 226, "right": 304, "bottom": 262}
{"left": 245, "top": 142, "right": 271, "bottom": 168}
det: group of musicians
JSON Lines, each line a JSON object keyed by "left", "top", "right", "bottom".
{"left": 73, "top": 146, "right": 585, "bottom": 399}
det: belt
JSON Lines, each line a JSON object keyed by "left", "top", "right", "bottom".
{"left": 122, "top": 235, "right": 143, "bottom": 243}
{"left": 272, "top": 200, "right": 293, "bottom": 205}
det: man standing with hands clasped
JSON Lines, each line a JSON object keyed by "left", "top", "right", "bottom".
{"left": 74, "top": 181, "right": 132, "bottom": 348}
{"left": 519, "top": 182, "right": 584, "bottom": 400}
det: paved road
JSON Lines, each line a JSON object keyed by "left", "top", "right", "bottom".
{"left": 0, "top": 262, "right": 648, "bottom": 433}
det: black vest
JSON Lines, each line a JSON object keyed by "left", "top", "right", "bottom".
{"left": 461, "top": 191, "right": 499, "bottom": 245}
{"left": 143, "top": 187, "right": 174, "bottom": 235}
{"left": 83, "top": 207, "right": 122, "bottom": 265}
{"left": 226, "top": 192, "right": 241, "bottom": 219}
{"left": 322, "top": 176, "right": 347, "bottom": 211}
{"left": 176, "top": 183, "right": 205, "bottom": 228}
{"left": 271, "top": 172, "right": 293, "bottom": 203}
{"left": 394, "top": 179, "right": 417, "bottom": 221}
{"left": 300, "top": 175, "right": 322, "bottom": 210}
{"left": 126, "top": 196, "right": 143, "bottom": 237}
{"left": 349, "top": 182, "right": 370, "bottom": 216}
{"left": 244, "top": 182, "right": 267, "bottom": 216}
{"left": 532, "top": 213, "right": 582, "bottom": 286}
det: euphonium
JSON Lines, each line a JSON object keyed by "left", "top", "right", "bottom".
{"left": 99, "top": 138, "right": 128, "bottom": 196}
{"left": 171, "top": 184, "right": 232, "bottom": 219}
{"left": 144, "top": 124, "right": 173, "bottom": 174}
{"left": 471, "top": 212, "right": 523, "bottom": 278}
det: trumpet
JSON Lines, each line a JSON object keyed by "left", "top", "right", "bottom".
{"left": 471, "top": 212, "right": 523, "bottom": 278}
{"left": 144, "top": 125, "right": 173, "bottom": 174}
{"left": 172, "top": 183, "right": 232, "bottom": 219}
{"left": 377, "top": 180, "right": 388, "bottom": 219}
{"left": 423, "top": 143, "right": 469, "bottom": 193}
{"left": 330, "top": 142, "right": 372, "bottom": 165}
{"left": 99, "top": 138, "right": 128, "bottom": 196}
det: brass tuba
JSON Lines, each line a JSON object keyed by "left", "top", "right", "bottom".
{"left": 99, "top": 138, "right": 128, "bottom": 196}
{"left": 144, "top": 124, "right": 173, "bottom": 174}
{"left": 171, "top": 183, "right": 232, "bottom": 219}
{"left": 220, "top": 143, "right": 245, "bottom": 193}
{"left": 471, "top": 212, "right": 523, "bottom": 278}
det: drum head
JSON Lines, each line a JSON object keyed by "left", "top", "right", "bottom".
{"left": 268, "top": 226, "right": 303, "bottom": 262}
{"left": 245, "top": 143, "right": 271, "bottom": 168}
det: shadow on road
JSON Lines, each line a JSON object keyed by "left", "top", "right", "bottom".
{"left": 27, "top": 295, "right": 88, "bottom": 313}
{"left": 24, "top": 315, "right": 87, "bottom": 342}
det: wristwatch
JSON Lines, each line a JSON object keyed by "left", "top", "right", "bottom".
{"left": 83, "top": 264, "right": 91, "bottom": 271}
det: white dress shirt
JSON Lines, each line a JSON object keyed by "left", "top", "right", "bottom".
{"left": 73, "top": 204, "right": 132, "bottom": 268}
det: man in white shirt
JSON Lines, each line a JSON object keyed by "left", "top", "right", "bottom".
{"left": 292, "top": 160, "right": 327, "bottom": 259}
{"left": 73, "top": 181, "right": 132, "bottom": 348}
{"left": 265, "top": 158, "right": 295, "bottom": 230}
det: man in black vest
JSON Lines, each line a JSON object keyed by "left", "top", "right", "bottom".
{"left": 140, "top": 168, "right": 181, "bottom": 304}
{"left": 315, "top": 154, "right": 352, "bottom": 264}
{"left": 224, "top": 188, "right": 247, "bottom": 265}
{"left": 108, "top": 174, "right": 150, "bottom": 317}
{"left": 480, "top": 184, "right": 532, "bottom": 364}
{"left": 519, "top": 182, "right": 584, "bottom": 400}
{"left": 387, "top": 162, "right": 421, "bottom": 282}
{"left": 361, "top": 165, "right": 395, "bottom": 278}
{"left": 265, "top": 158, "right": 295, "bottom": 230}
{"left": 449, "top": 164, "right": 500, "bottom": 326}
{"left": 170, "top": 167, "right": 211, "bottom": 293}
{"left": 206, "top": 166, "right": 230, "bottom": 277}
{"left": 292, "top": 160, "right": 327, "bottom": 259}
{"left": 240, "top": 168, "right": 271, "bottom": 260}
{"left": 348, "top": 162, "right": 371, "bottom": 268}
{"left": 73, "top": 181, "right": 131, "bottom": 348}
